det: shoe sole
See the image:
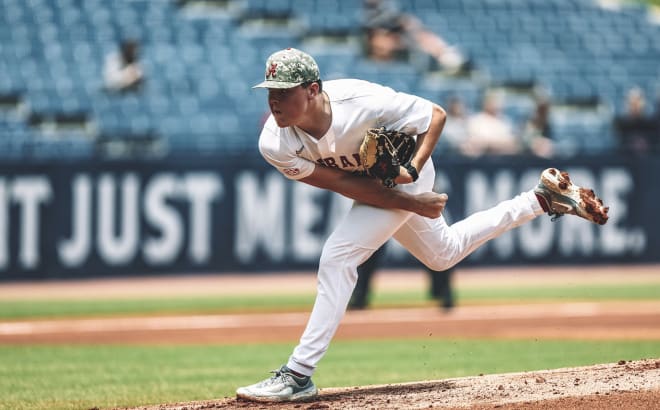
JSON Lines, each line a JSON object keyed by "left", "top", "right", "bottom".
{"left": 236, "top": 388, "right": 318, "bottom": 403}
{"left": 540, "top": 168, "right": 609, "bottom": 225}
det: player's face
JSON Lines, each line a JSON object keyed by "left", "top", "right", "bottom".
{"left": 267, "top": 86, "right": 309, "bottom": 127}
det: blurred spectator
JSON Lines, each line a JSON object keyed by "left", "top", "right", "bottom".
{"left": 437, "top": 95, "right": 470, "bottom": 154}
{"left": 104, "top": 39, "right": 144, "bottom": 93}
{"left": 461, "top": 91, "right": 521, "bottom": 156}
{"left": 521, "top": 94, "right": 555, "bottom": 158}
{"left": 614, "top": 87, "right": 658, "bottom": 155}
{"left": 349, "top": 246, "right": 455, "bottom": 312}
{"left": 362, "top": 0, "right": 470, "bottom": 73}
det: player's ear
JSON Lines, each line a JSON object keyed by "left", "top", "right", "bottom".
{"left": 306, "top": 82, "right": 319, "bottom": 98}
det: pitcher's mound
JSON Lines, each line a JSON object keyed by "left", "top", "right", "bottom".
{"left": 125, "top": 358, "right": 660, "bottom": 409}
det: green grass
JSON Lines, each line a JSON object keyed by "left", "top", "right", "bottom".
{"left": 370, "top": 282, "right": 660, "bottom": 306}
{"left": 1, "top": 282, "right": 658, "bottom": 320}
{"left": 0, "top": 294, "right": 317, "bottom": 320}
{"left": 453, "top": 282, "right": 660, "bottom": 303}
{"left": 0, "top": 340, "right": 658, "bottom": 410}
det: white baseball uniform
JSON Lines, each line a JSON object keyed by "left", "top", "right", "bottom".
{"left": 258, "top": 79, "right": 545, "bottom": 376}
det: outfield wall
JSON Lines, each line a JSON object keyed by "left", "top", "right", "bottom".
{"left": 0, "top": 155, "right": 656, "bottom": 280}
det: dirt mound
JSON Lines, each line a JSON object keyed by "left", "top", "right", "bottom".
{"left": 124, "top": 358, "right": 660, "bottom": 410}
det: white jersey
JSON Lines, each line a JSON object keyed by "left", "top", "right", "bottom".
{"left": 258, "top": 79, "right": 434, "bottom": 180}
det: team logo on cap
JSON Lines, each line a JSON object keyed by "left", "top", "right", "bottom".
{"left": 266, "top": 63, "right": 278, "bottom": 79}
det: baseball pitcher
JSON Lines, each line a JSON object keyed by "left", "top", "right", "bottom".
{"left": 237, "top": 48, "right": 609, "bottom": 402}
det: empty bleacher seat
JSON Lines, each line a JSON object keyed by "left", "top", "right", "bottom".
{"left": 1, "top": 0, "right": 659, "bottom": 159}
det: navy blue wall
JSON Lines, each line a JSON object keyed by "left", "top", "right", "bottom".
{"left": 0, "top": 155, "right": 656, "bottom": 280}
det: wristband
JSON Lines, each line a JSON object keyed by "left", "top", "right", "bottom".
{"left": 404, "top": 163, "right": 419, "bottom": 182}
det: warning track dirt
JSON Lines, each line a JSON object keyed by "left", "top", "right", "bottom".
{"left": 1, "top": 301, "right": 659, "bottom": 344}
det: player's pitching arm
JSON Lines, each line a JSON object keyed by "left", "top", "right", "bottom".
{"left": 300, "top": 166, "right": 447, "bottom": 219}
{"left": 300, "top": 103, "right": 447, "bottom": 218}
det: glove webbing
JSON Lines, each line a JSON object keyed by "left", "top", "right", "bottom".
{"left": 381, "top": 131, "right": 406, "bottom": 167}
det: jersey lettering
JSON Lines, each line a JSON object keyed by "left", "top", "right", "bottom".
{"left": 323, "top": 157, "right": 339, "bottom": 168}
{"left": 314, "top": 153, "right": 362, "bottom": 170}
{"left": 339, "top": 155, "right": 355, "bottom": 168}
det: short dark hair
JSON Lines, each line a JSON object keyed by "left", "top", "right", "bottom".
{"left": 302, "top": 79, "right": 323, "bottom": 93}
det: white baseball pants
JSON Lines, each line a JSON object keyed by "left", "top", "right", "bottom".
{"left": 286, "top": 160, "right": 544, "bottom": 376}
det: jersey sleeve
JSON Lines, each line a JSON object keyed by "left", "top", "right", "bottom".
{"left": 372, "top": 83, "right": 434, "bottom": 136}
{"left": 258, "top": 124, "right": 316, "bottom": 180}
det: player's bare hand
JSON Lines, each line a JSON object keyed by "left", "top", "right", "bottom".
{"left": 413, "top": 192, "right": 448, "bottom": 218}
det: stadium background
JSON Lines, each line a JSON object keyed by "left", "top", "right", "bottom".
{"left": 0, "top": 0, "right": 659, "bottom": 409}
{"left": 0, "top": 0, "right": 659, "bottom": 279}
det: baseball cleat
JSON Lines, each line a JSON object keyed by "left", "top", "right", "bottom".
{"left": 236, "top": 365, "right": 318, "bottom": 402}
{"left": 534, "top": 168, "right": 609, "bottom": 225}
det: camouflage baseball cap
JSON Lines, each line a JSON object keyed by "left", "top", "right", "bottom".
{"left": 253, "top": 48, "right": 320, "bottom": 89}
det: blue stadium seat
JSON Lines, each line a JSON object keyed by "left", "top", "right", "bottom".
{"left": 1, "top": 0, "right": 658, "bottom": 159}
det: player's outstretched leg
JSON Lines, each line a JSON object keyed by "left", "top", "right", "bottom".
{"left": 534, "top": 168, "right": 609, "bottom": 225}
{"left": 236, "top": 365, "right": 318, "bottom": 402}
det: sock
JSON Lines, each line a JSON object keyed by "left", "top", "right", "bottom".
{"left": 535, "top": 193, "right": 550, "bottom": 212}
{"left": 525, "top": 190, "right": 546, "bottom": 215}
{"left": 283, "top": 366, "right": 309, "bottom": 383}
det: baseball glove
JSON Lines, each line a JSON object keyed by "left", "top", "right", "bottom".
{"left": 359, "top": 127, "right": 416, "bottom": 188}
